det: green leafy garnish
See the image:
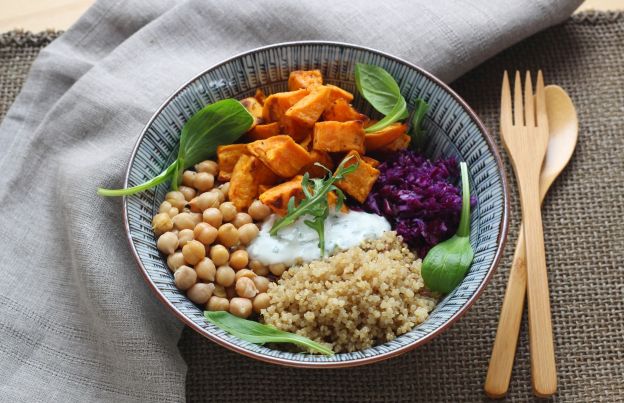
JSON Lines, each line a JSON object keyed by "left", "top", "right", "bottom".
{"left": 269, "top": 156, "right": 358, "bottom": 256}
{"left": 205, "top": 311, "right": 334, "bottom": 355}
{"left": 421, "top": 162, "right": 474, "bottom": 293}
{"left": 355, "top": 63, "right": 408, "bottom": 133}
{"left": 98, "top": 99, "right": 253, "bottom": 196}
{"left": 408, "top": 99, "right": 429, "bottom": 150}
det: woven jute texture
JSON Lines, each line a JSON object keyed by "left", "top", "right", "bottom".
{"left": 1, "top": 12, "right": 622, "bottom": 402}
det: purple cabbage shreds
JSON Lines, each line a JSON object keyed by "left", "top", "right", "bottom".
{"left": 363, "top": 149, "right": 476, "bottom": 257}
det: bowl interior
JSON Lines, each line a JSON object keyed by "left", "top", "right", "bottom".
{"left": 124, "top": 42, "right": 507, "bottom": 367}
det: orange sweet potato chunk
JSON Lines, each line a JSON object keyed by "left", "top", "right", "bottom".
{"left": 298, "top": 150, "right": 334, "bottom": 178}
{"left": 322, "top": 98, "right": 368, "bottom": 122}
{"left": 254, "top": 89, "right": 266, "bottom": 105}
{"left": 364, "top": 122, "right": 407, "bottom": 151}
{"left": 247, "top": 135, "right": 312, "bottom": 178}
{"left": 229, "top": 155, "right": 279, "bottom": 211}
{"left": 259, "top": 176, "right": 305, "bottom": 216}
{"left": 288, "top": 70, "right": 323, "bottom": 91}
{"left": 336, "top": 151, "right": 380, "bottom": 203}
{"left": 284, "top": 86, "right": 331, "bottom": 127}
{"left": 217, "top": 144, "right": 250, "bottom": 182}
{"left": 326, "top": 84, "right": 354, "bottom": 103}
{"left": 361, "top": 155, "right": 380, "bottom": 168}
{"left": 262, "top": 89, "right": 309, "bottom": 122}
{"left": 378, "top": 133, "right": 411, "bottom": 152}
{"left": 312, "top": 121, "right": 365, "bottom": 153}
{"left": 248, "top": 122, "right": 280, "bottom": 141}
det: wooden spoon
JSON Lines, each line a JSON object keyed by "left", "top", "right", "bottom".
{"left": 485, "top": 85, "right": 578, "bottom": 398}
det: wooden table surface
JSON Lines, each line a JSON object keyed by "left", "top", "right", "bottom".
{"left": 0, "top": 0, "right": 622, "bottom": 32}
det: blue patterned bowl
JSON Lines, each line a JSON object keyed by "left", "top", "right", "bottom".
{"left": 123, "top": 42, "right": 509, "bottom": 367}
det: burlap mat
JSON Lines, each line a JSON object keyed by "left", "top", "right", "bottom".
{"left": 1, "top": 12, "right": 622, "bottom": 402}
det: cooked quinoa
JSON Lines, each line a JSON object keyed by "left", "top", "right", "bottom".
{"left": 261, "top": 231, "right": 438, "bottom": 353}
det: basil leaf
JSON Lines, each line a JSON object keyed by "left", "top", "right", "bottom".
{"left": 355, "top": 63, "right": 408, "bottom": 118}
{"left": 205, "top": 311, "right": 334, "bottom": 355}
{"left": 421, "top": 162, "right": 474, "bottom": 293}
{"left": 364, "top": 95, "right": 407, "bottom": 133}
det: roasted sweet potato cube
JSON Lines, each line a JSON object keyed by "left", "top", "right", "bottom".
{"left": 326, "top": 84, "right": 354, "bottom": 103}
{"left": 262, "top": 89, "right": 309, "bottom": 122}
{"left": 247, "top": 135, "right": 312, "bottom": 178}
{"left": 361, "top": 155, "right": 380, "bottom": 168}
{"left": 364, "top": 122, "right": 407, "bottom": 151}
{"left": 255, "top": 159, "right": 280, "bottom": 187}
{"left": 254, "top": 88, "right": 266, "bottom": 105}
{"left": 299, "top": 134, "right": 312, "bottom": 150}
{"left": 327, "top": 191, "right": 349, "bottom": 213}
{"left": 288, "top": 70, "right": 323, "bottom": 91}
{"left": 283, "top": 85, "right": 331, "bottom": 127}
{"left": 259, "top": 176, "right": 305, "bottom": 216}
{"left": 248, "top": 122, "right": 280, "bottom": 141}
{"left": 217, "top": 144, "right": 250, "bottom": 182}
{"left": 229, "top": 155, "right": 279, "bottom": 211}
{"left": 312, "top": 121, "right": 365, "bottom": 153}
{"left": 280, "top": 117, "right": 313, "bottom": 142}
{"left": 298, "top": 150, "right": 334, "bottom": 178}
{"left": 258, "top": 184, "right": 272, "bottom": 195}
{"left": 336, "top": 151, "right": 380, "bottom": 203}
{"left": 322, "top": 98, "right": 368, "bottom": 122}
{"left": 378, "top": 133, "right": 411, "bottom": 152}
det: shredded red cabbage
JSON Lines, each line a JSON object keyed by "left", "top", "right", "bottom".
{"left": 363, "top": 149, "right": 474, "bottom": 257}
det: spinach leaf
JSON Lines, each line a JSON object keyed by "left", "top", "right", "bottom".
{"left": 98, "top": 99, "right": 253, "bottom": 196}
{"left": 421, "top": 162, "right": 474, "bottom": 293}
{"left": 355, "top": 63, "right": 408, "bottom": 133}
{"left": 205, "top": 311, "right": 334, "bottom": 355}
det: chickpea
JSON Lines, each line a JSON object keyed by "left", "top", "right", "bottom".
{"left": 174, "top": 265, "right": 197, "bottom": 290}
{"left": 238, "top": 223, "right": 259, "bottom": 245}
{"left": 269, "top": 263, "right": 287, "bottom": 276}
{"left": 177, "top": 229, "right": 194, "bottom": 247}
{"left": 253, "top": 276, "right": 270, "bottom": 293}
{"left": 167, "top": 252, "right": 185, "bottom": 272}
{"left": 195, "top": 160, "right": 218, "bottom": 175}
{"left": 217, "top": 223, "right": 239, "bottom": 248}
{"left": 165, "top": 191, "right": 186, "bottom": 211}
{"left": 235, "top": 269, "right": 256, "bottom": 281}
{"left": 172, "top": 212, "right": 196, "bottom": 231}
{"left": 207, "top": 296, "right": 229, "bottom": 311}
{"left": 249, "top": 260, "right": 269, "bottom": 276}
{"left": 194, "top": 222, "right": 218, "bottom": 245}
{"left": 194, "top": 172, "right": 215, "bottom": 192}
{"left": 229, "top": 249, "right": 249, "bottom": 270}
{"left": 232, "top": 212, "right": 253, "bottom": 228}
{"left": 166, "top": 207, "right": 179, "bottom": 218}
{"left": 219, "top": 182, "right": 230, "bottom": 198}
{"left": 159, "top": 201, "right": 173, "bottom": 214}
{"left": 253, "top": 293, "right": 271, "bottom": 313}
{"left": 210, "top": 188, "right": 225, "bottom": 203}
{"left": 219, "top": 202, "right": 237, "bottom": 222}
{"left": 182, "top": 240, "right": 205, "bottom": 265}
{"left": 202, "top": 208, "right": 223, "bottom": 228}
{"left": 186, "top": 282, "right": 215, "bottom": 304}
{"left": 182, "top": 170, "right": 196, "bottom": 187}
{"left": 157, "top": 232, "right": 179, "bottom": 255}
{"left": 210, "top": 244, "right": 229, "bottom": 266}
{"left": 189, "top": 192, "right": 219, "bottom": 212}
{"left": 195, "top": 258, "right": 216, "bottom": 281}
{"left": 248, "top": 200, "right": 271, "bottom": 221}
{"left": 178, "top": 185, "right": 196, "bottom": 202}
{"left": 152, "top": 213, "right": 173, "bottom": 236}
{"left": 229, "top": 297, "right": 252, "bottom": 318}
{"left": 213, "top": 284, "right": 227, "bottom": 298}
{"left": 190, "top": 212, "right": 203, "bottom": 226}
{"left": 215, "top": 265, "right": 236, "bottom": 287}
{"left": 235, "top": 277, "right": 257, "bottom": 298}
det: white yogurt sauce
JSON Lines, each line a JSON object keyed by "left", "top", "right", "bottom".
{"left": 247, "top": 211, "right": 391, "bottom": 266}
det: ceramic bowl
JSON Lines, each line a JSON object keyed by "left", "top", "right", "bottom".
{"left": 123, "top": 41, "right": 509, "bottom": 367}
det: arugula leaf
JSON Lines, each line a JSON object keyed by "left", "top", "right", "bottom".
{"left": 205, "top": 311, "right": 334, "bottom": 355}
{"left": 98, "top": 99, "right": 253, "bottom": 196}
{"left": 269, "top": 156, "right": 358, "bottom": 256}
{"left": 355, "top": 63, "right": 408, "bottom": 133}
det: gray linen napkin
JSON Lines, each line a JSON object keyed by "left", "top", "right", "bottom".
{"left": 0, "top": 0, "right": 581, "bottom": 401}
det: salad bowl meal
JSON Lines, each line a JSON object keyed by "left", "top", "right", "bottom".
{"left": 101, "top": 42, "right": 509, "bottom": 367}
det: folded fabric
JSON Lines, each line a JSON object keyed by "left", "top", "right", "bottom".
{"left": 0, "top": 0, "right": 581, "bottom": 401}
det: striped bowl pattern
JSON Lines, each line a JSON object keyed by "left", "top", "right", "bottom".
{"left": 123, "top": 42, "right": 509, "bottom": 367}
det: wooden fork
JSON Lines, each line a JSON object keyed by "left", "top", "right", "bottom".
{"left": 497, "top": 71, "right": 556, "bottom": 397}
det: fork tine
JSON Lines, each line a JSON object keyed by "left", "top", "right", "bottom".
{"left": 524, "top": 71, "right": 535, "bottom": 127}
{"left": 513, "top": 71, "right": 523, "bottom": 126}
{"left": 535, "top": 70, "right": 548, "bottom": 128}
{"left": 501, "top": 71, "right": 512, "bottom": 128}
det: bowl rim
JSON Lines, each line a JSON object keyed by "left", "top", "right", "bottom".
{"left": 122, "top": 40, "right": 510, "bottom": 368}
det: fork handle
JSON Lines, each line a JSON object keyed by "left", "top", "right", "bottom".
{"left": 484, "top": 227, "right": 527, "bottom": 398}
{"left": 517, "top": 176, "right": 557, "bottom": 397}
